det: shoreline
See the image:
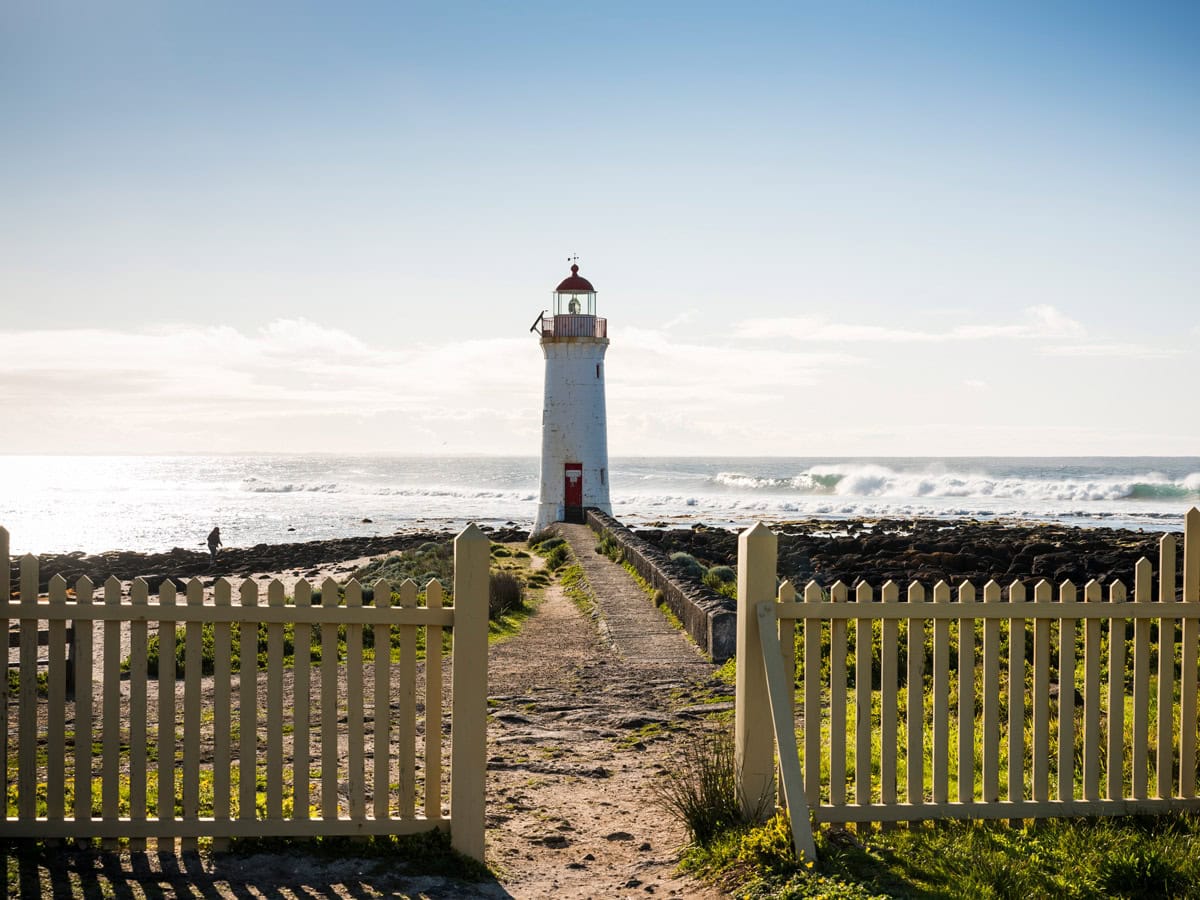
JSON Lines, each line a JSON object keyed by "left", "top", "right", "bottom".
{"left": 7, "top": 515, "right": 1183, "bottom": 597}
{"left": 7, "top": 525, "right": 528, "bottom": 593}
{"left": 634, "top": 516, "right": 1181, "bottom": 592}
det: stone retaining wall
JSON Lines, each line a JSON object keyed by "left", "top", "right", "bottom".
{"left": 585, "top": 509, "right": 736, "bottom": 662}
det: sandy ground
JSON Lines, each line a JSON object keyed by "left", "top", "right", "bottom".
{"left": 5, "top": 527, "right": 733, "bottom": 899}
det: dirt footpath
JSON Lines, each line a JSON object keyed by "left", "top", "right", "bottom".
{"left": 484, "top": 523, "right": 727, "bottom": 897}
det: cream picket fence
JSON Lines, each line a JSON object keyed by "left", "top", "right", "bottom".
{"left": 735, "top": 509, "right": 1200, "bottom": 862}
{"left": 0, "top": 523, "right": 490, "bottom": 861}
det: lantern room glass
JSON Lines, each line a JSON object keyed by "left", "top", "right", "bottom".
{"left": 553, "top": 290, "right": 596, "bottom": 316}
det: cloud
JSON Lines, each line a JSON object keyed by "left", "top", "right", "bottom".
{"left": 1039, "top": 342, "right": 1180, "bottom": 359}
{"left": 733, "top": 305, "right": 1084, "bottom": 343}
{"left": 0, "top": 319, "right": 546, "bottom": 450}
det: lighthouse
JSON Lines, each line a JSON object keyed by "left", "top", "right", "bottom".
{"left": 531, "top": 261, "right": 612, "bottom": 533}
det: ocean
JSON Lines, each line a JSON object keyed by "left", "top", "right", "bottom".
{"left": 1, "top": 456, "right": 1198, "bottom": 554}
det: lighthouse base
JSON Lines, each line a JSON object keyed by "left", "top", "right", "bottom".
{"left": 532, "top": 501, "right": 611, "bottom": 536}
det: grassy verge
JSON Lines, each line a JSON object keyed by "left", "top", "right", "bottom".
{"left": 681, "top": 812, "right": 1200, "bottom": 899}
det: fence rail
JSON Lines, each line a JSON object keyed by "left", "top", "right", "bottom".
{"left": 0, "top": 523, "right": 490, "bottom": 860}
{"left": 736, "top": 508, "right": 1200, "bottom": 861}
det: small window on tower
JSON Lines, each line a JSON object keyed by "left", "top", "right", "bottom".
{"left": 596, "top": 363, "right": 601, "bottom": 379}
{"left": 601, "top": 468, "right": 606, "bottom": 485}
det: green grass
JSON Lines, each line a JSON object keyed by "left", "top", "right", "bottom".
{"left": 681, "top": 812, "right": 1200, "bottom": 899}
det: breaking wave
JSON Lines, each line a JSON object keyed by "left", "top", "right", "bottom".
{"left": 711, "top": 466, "right": 1200, "bottom": 503}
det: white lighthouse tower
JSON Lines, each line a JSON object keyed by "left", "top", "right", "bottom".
{"left": 532, "top": 261, "right": 612, "bottom": 533}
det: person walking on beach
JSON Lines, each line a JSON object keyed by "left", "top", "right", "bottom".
{"left": 207, "top": 527, "right": 222, "bottom": 561}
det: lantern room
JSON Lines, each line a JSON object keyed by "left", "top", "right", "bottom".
{"left": 553, "top": 264, "right": 597, "bottom": 316}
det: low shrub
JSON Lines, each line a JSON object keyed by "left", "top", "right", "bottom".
{"left": 706, "top": 565, "right": 735, "bottom": 584}
{"left": 670, "top": 551, "right": 706, "bottom": 580}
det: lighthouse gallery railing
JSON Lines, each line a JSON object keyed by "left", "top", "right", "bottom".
{"left": 537, "top": 313, "right": 607, "bottom": 339}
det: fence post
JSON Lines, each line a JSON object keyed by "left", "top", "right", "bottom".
{"left": 1181, "top": 508, "right": 1200, "bottom": 797}
{"left": 735, "top": 522, "right": 776, "bottom": 819}
{"left": 451, "top": 523, "right": 490, "bottom": 861}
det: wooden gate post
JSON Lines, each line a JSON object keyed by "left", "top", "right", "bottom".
{"left": 451, "top": 523, "right": 490, "bottom": 861}
{"left": 735, "top": 522, "right": 777, "bottom": 819}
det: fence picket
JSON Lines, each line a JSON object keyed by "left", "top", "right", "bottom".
{"left": 239, "top": 580, "right": 259, "bottom": 825}
{"left": 880, "top": 581, "right": 899, "bottom": 810}
{"left": 17, "top": 556, "right": 38, "bottom": 823}
{"left": 425, "top": 579, "right": 444, "bottom": 820}
{"left": 1007, "top": 581, "right": 1026, "bottom": 808}
{"left": 855, "top": 582, "right": 873, "bottom": 807}
{"left": 321, "top": 577, "right": 339, "bottom": 820}
{"left": 73, "top": 576, "right": 94, "bottom": 839}
{"left": 183, "top": 578, "right": 204, "bottom": 852}
{"left": 292, "top": 580, "right": 312, "bottom": 825}
{"left": 778, "top": 580, "right": 796, "bottom": 809}
{"left": 932, "top": 581, "right": 951, "bottom": 805}
{"left": 829, "top": 581, "right": 848, "bottom": 807}
{"left": 267, "top": 579, "right": 285, "bottom": 823}
{"left": 803, "top": 582, "right": 822, "bottom": 808}
{"left": 129, "top": 579, "right": 149, "bottom": 850}
{"left": 1181, "top": 508, "right": 1199, "bottom": 798}
{"left": 399, "top": 579, "right": 418, "bottom": 818}
{"left": 906, "top": 582, "right": 926, "bottom": 809}
{"left": 1032, "top": 580, "right": 1052, "bottom": 803}
{"left": 47, "top": 574, "right": 68, "bottom": 821}
{"left": 981, "top": 581, "right": 1001, "bottom": 803}
{"left": 1132, "top": 559, "right": 1152, "bottom": 799}
{"left": 1107, "top": 581, "right": 1128, "bottom": 799}
{"left": 158, "top": 579, "right": 178, "bottom": 852}
{"left": 957, "top": 582, "right": 977, "bottom": 803}
{"left": 213, "top": 578, "right": 233, "bottom": 851}
{"left": 101, "top": 575, "right": 121, "bottom": 848}
{"left": 1082, "top": 580, "right": 1102, "bottom": 801}
{"left": 346, "top": 580, "right": 366, "bottom": 821}
{"left": 1058, "top": 581, "right": 1077, "bottom": 801}
{"left": 1157, "top": 535, "right": 1177, "bottom": 800}
{"left": 373, "top": 578, "right": 392, "bottom": 822}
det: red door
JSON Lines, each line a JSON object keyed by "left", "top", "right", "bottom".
{"left": 564, "top": 463, "right": 583, "bottom": 521}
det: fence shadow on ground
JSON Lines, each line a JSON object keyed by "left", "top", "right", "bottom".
{"left": 3, "top": 844, "right": 512, "bottom": 899}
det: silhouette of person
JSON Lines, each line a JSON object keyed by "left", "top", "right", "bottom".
{"left": 207, "top": 527, "right": 222, "bottom": 561}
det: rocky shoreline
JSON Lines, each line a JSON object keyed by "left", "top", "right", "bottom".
{"left": 9, "top": 516, "right": 1183, "bottom": 598}
{"left": 8, "top": 526, "right": 528, "bottom": 593}
{"left": 634, "top": 517, "right": 1182, "bottom": 594}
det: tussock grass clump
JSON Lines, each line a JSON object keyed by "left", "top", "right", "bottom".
{"left": 528, "top": 530, "right": 560, "bottom": 548}
{"left": 542, "top": 543, "right": 571, "bottom": 571}
{"left": 596, "top": 531, "right": 623, "bottom": 562}
{"left": 488, "top": 571, "right": 525, "bottom": 617}
{"left": 654, "top": 728, "right": 770, "bottom": 847}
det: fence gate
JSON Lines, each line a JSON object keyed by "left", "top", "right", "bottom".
{"left": 0, "top": 523, "right": 490, "bottom": 861}
{"left": 736, "top": 510, "right": 1200, "bottom": 862}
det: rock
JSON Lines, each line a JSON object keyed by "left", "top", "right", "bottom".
{"left": 606, "top": 831, "right": 634, "bottom": 841}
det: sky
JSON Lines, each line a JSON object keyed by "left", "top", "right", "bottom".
{"left": 1, "top": 1, "right": 1197, "bottom": 456}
